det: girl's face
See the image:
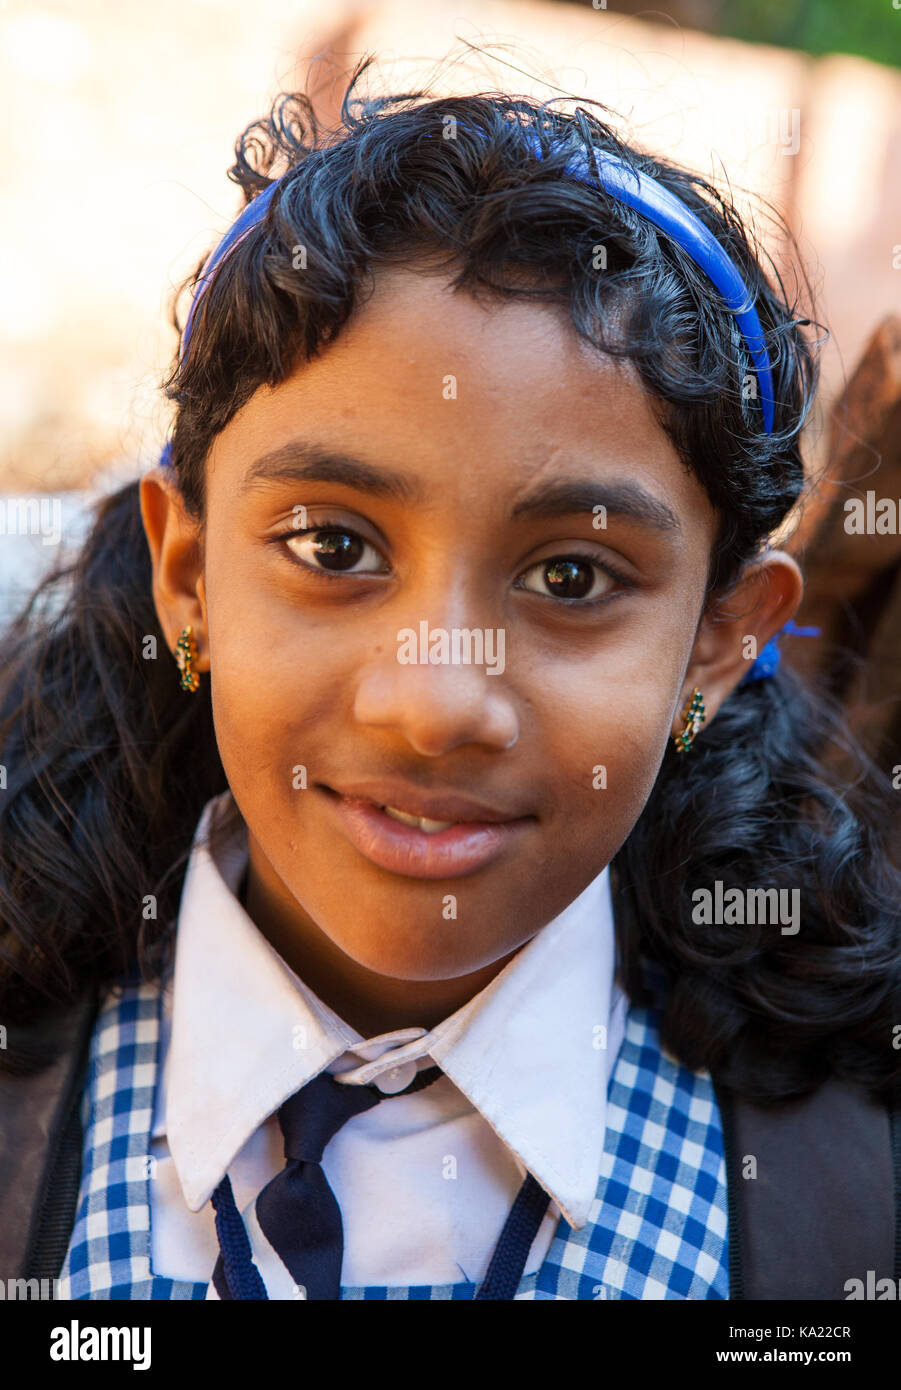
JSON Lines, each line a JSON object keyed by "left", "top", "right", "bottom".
{"left": 144, "top": 264, "right": 800, "bottom": 994}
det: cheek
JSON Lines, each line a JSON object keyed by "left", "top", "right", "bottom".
{"left": 536, "top": 652, "right": 679, "bottom": 861}
{"left": 202, "top": 560, "right": 347, "bottom": 814}
{"left": 209, "top": 643, "right": 343, "bottom": 815}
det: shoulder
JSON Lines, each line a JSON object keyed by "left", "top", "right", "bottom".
{"left": 0, "top": 985, "right": 100, "bottom": 1279}
{"left": 714, "top": 1072, "right": 900, "bottom": 1299}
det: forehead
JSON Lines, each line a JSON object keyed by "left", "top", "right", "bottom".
{"left": 207, "top": 264, "right": 716, "bottom": 546}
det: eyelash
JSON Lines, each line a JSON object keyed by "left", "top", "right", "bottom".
{"left": 275, "top": 519, "right": 635, "bottom": 605}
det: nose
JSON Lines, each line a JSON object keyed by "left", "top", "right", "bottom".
{"left": 353, "top": 622, "right": 520, "bottom": 757}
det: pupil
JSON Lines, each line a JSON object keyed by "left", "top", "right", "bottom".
{"left": 315, "top": 530, "right": 362, "bottom": 571}
{"left": 546, "top": 558, "right": 592, "bottom": 599}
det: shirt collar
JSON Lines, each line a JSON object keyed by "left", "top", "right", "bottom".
{"left": 162, "top": 791, "right": 620, "bottom": 1228}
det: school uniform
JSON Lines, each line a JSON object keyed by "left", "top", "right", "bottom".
{"left": 150, "top": 790, "right": 630, "bottom": 1291}
{"left": 4, "top": 792, "right": 897, "bottom": 1299}
{"left": 54, "top": 790, "right": 730, "bottom": 1299}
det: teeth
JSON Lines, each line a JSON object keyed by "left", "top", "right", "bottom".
{"left": 380, "top": 805, "right": 456, "bottom": 833}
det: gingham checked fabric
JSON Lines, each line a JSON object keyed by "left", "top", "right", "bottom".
{"left": 57, "top": 972, "right": 729, "bottom": 1300}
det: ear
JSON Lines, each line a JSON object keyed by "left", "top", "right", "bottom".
{"left": 139, "top": 467, "right": 210, "bottom": 672}
{"left": 672, "top": 549, "right": 803, "bottom": 740}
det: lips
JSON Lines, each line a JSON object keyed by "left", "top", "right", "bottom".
{"left": 318, "top": 777, "right": 527, "bottom": 825}
{"left": 318, "top": 782, "right": 535, "bottom": 879}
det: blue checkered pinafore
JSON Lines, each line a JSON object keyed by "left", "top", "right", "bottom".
{"left": 57, "top": 975, "right": 729, "bottom": 1300}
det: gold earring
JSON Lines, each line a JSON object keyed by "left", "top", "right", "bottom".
{"left": 673, "top": 687, "right": 705, "bottom": 753}
{"left": 174, "top": 625, "right": 200, "bottom": 693}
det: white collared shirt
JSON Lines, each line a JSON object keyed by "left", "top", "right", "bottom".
{"left": 150, "top": 791, "right": 628, "bottom": 1290}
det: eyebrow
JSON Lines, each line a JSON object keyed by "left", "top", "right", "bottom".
{"left": 511, "top": 479, "right": 681, "bottom": 534}
{"left": 241, "top": 440, "right": 682, "bottom": 534}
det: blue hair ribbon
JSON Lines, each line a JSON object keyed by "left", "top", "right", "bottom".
{"left": 738, "top": 619, "right": 820, "bottom": 685}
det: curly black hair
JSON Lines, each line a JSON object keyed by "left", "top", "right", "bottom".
{"left": 2, "top": 57, "right": 899, "bottom": 1104}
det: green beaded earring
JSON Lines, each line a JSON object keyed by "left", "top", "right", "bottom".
{"left": 673, "top": 687, "right": 705, "bottom": 753}
{"left": 174, "top": 625, "right": 200, "bottom": 693}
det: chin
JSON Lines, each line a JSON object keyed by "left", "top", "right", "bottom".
{"left": 333, "top": 925, "right": 496, "bottom": 983}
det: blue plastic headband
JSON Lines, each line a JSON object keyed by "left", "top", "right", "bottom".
{"left": 162, "top": 131, "right": 776, "bottom": 461}
{"left": 179, "top": 178, "right": 282, "bottom": 366}
{"left": 553, "top": 143, "right": 776, "bottom": 432}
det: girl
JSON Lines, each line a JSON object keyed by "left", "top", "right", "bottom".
{"left": 1, "top": 61, "right": 900, "bottom": 1302}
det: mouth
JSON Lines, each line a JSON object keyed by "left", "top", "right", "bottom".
{"left": 318, "top": 784, "right": 536, "bottom": 880}
{"left": 367, "top": 805, "right": 462, "bottom": 834}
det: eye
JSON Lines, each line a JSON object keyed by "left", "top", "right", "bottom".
{"left": 275, "top": 525, "right": 632, "bottom": 602}
{"left": 516, "top": 554, "right": 631, "bottom": 604}
{"left": 281, "top": 520, "right": 389, "bottom": 576}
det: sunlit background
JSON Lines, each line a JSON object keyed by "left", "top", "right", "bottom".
{"left": 1, "top": 0, "right": 899, "bottom": 613}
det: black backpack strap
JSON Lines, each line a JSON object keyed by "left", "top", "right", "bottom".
{"left": 0, "top": 986, "right": 99, "bottom": 1281}
{"left": 892, "top": 1104, "right": 901, "bottom": 1281}
{"left": 714, "top": 1073, "right": 899, "bottom": 1299}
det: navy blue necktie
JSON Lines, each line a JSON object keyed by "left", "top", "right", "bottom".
{"left": 210, "top": 1062, "right": 551, "bottom": 1300}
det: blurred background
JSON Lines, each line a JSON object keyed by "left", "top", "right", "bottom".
{"left": 1, "top": 0, "right": 900, "bottom": 801}
{"left": 2, "top": 0, "right": 898, "bottom": 495}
